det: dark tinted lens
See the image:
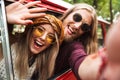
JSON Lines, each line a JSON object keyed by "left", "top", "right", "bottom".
{"left": 73, "top": 13, "right": 82, "bottom": 22}
{"left": 81, "top": 23, "right": 90, "bottom": 32}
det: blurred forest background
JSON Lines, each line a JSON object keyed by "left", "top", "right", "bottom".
{"left": 63, "top": 0, "right": 120, "bottom": 23}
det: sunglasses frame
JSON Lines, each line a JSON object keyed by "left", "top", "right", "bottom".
{"left": 73, "top": 13, "right": 91, "bottom": 32}
{"left": 32, "top": 26, "right": 56, "bottom": 44}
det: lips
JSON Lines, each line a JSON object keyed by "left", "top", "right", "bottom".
{"left": 34, "top": 39, "right": 44, "bottom": 49}
{"left": 67, "top": 24, "right": 76, "bottom": 35}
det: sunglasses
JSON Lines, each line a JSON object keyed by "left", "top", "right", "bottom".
{"left": 73, "top": 13, "right": 91, "bottom": 32}
{"left": 33, "top": 26, "right": 56, "bottom": 44}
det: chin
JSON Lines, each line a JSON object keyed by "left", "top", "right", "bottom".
{"left": 31, "top": 51, "right": 39, "bottom": 54}
{"left": 30, "top": 48, "right": 40, "bottom": 54}
{"left": 64, "top": 37, "right": 73, "bottom": 42}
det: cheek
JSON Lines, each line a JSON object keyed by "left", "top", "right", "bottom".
{"left": 63, "top": 18, "right": 71, "bottom": 27}
{"left": 62, "top": 21, "right": 68, "bottom": 29}
{"left": 45, "top": 43, "right": 51, "bottom": 48}
{"left": 38, "top": 44, "right": 50, "bottom": 53}
{"left": 29, "top": 36, "right": 34, "bottom": 50}
{"left": 64, "top": 27, "right": 68, "bottom": 34}
{"left": 77, "top": 30, "right": 84, "bottom": 36}
{"left": 30, "top": 34, "right": 35, "bottom": 45}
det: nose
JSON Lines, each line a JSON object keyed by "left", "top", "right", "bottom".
{"left": 39, "top": 32, "right": 47, "bottom": 41}
{"left": 74, "top": 22, "right": 82, "bottom": 30}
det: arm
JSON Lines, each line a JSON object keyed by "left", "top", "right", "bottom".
{"left": 6, "top": 1, "right": 47, "bottom": 25}
{"left": 78, "top": 53, "right": 102, "bottom": 80}
{"left": 68, "top": 42, "right": 87, "bottom": 79}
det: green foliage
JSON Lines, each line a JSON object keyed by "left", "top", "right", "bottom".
{"left": 63, "top": 0, "right": 73, "bottom": 4}
{"left": 63, "top": 0, "right": 120, "bottom": 22}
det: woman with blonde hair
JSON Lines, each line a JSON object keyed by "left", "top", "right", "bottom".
{"left": 0, "top": 14, "right": 64, "bottom": 80}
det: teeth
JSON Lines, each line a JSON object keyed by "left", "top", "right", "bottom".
{"left": 68, "top": 25, "right": 75, "bottom": 34}
{"left": 36, "top": 40, "right": 43, "bottom": 46}
{"left": 69, "top": 27, "right": 73, "bottom": 32}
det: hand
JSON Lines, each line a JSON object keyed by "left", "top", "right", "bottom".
{"left": 6, "top": 0, "right": 47, "bottom": 25}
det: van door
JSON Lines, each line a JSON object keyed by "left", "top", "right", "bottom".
{"left": 0, "top": 0, "right": 14, "bottom": 80}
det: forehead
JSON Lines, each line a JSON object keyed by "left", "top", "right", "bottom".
{"left": 38, "top": 24, "right": 54, "bottom": 33}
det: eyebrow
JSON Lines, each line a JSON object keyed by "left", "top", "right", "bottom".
{"left": 38, "top": 25, "right": 45, "bottom": 30}
{"left": 38, "top": 25, "right": 55, "bottom": 35}
{"left": 48, "top": 33, "right": 55, "bottom": 37}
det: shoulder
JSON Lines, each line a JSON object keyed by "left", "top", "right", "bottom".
{"left": 69, "top": 41, "right": 84, "bottom": 49}
{"left": 70, "top": 41, "right": 82, "bottom": 45}
{"left": 60, "top": 41, "right": 84, "bottom": 50}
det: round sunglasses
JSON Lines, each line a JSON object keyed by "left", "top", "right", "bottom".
{"left": 73, "top": 13, "right": 91, "bottom": 32}
{"left": 33, "top": 26, "right": 56, "bottom": 44}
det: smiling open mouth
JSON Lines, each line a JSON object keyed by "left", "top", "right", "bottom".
{"left": 68, "top": 24, "right": 76, "bottom": 34}
{"left": 34, "top": 39, "right": 44, "bottom": 48}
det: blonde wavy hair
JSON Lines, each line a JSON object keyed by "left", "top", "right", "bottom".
{"left": 61, "top": 3, "right": 98, "bottom": 54}
{"left": 14, "top": 14, "right": 64, "bottom": 80}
